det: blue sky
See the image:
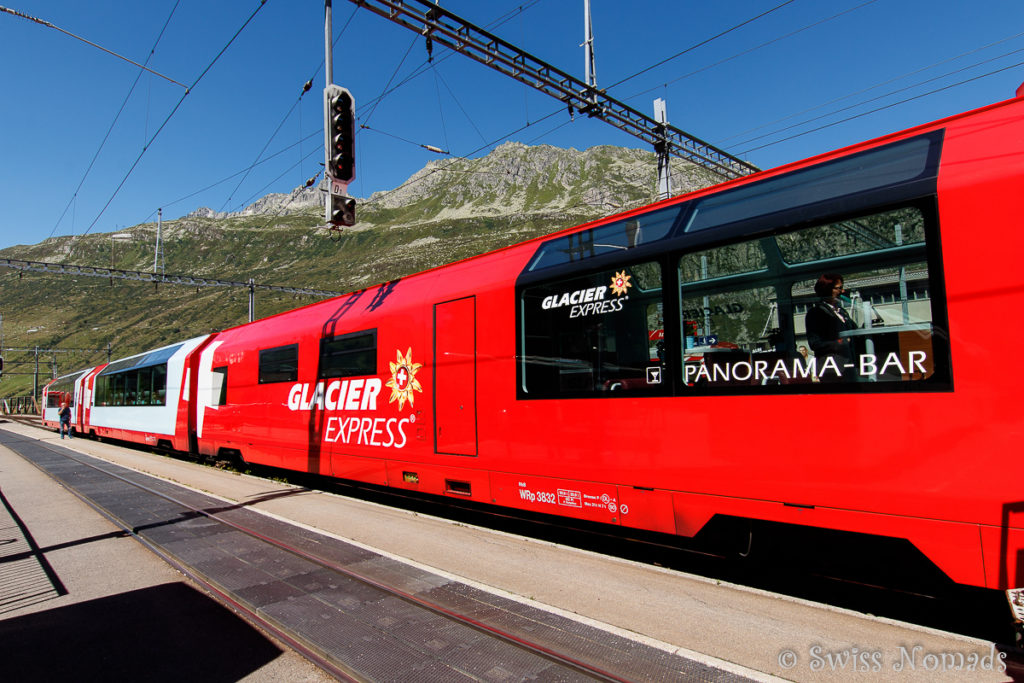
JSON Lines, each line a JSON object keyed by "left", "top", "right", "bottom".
{"left": 2, "top": 0, "right": 1023, "bottom": 251}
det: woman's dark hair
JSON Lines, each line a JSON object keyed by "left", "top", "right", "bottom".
{"left": 814, "top": 273, "right": 844, "bottom": 297}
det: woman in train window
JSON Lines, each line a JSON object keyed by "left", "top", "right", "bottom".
{"left": 804, "top": 273, "right": 858, "bottom": 381}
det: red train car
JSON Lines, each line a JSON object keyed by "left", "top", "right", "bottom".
{"left": 46, "top": 336, "right": 213, "bottom": 450}
{"left": 43, "top": 96, "right": 1024, "bottom": 604}
{"left": 41, "top": 365, "right": 106, "bottom": 436}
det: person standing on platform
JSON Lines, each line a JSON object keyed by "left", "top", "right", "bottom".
{"left": 59, "top": 400, "right": 72, "bottom": 439}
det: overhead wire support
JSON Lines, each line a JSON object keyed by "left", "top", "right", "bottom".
{"left": 345, "top": 0, "right": 759, "bottom": 181}
{"left": 0, "top": 5, "right": 189, "bottom": 91}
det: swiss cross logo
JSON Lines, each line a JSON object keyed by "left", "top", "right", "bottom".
{"left": 386, "top": 348, "right": 422, "bottom": 411}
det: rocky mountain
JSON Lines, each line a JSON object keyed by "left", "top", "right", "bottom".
{"left": 0, "top": 143, "right": 717, "bottom": 398}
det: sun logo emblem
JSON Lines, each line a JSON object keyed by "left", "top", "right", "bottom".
{"left": 609, "top": 270, "right": 632, "bottom": 297}
{"left": 386, "top": 348, "right": 422, "bottom": 411}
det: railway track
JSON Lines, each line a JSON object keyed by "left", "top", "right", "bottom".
{"left": 320, "top": 478, "right": 1017, "bottom": 645}
{"left": 1, "top": 424, "right": 748, "bottom": 682}
{"left": 7, "top": 414, "right": 1017, "bottom": 645}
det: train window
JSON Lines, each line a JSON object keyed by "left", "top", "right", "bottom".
{"left": 45, "top": 372, "right": 83, "bottom": 408}
{"left": 95, "top": 363, "right": 170, "bottom": 407}
{"left": 212, "top": 366, "right": 228, "bottom": 406}
{"left": 320, "top": 329, "right": 377, "bottom": 379}
{"left": 684, "top": 135, "right": 935, "bottom": 233}
{"left": 527, "top": 205, "right": 681, "bottom": 271}
{"left": 152, "top": 365, "right": 167, "bottom": 405}
{"left": 520, "top": 260, "right": 666, "bottom": 397}
{"left": 678, "top": 205, "right": 948, "bottom": 392}
{"left": 775, "top": 207, "right": 925, "bottom": 262}
{"left": 258, "top": 344, "right": 298, "bottom": 384}
{"left": 680, "top": 240, "right": 768, "bottom": 282}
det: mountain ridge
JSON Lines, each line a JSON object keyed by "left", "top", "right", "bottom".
{"left": 0, "top": 142, "right": 716, "bottom": 398}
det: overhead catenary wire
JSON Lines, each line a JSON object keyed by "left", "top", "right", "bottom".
{"left": 0, "top": 4, "right": 189, "bottom": 90}
{"left": 361, "top": 36, "right": 421, "bottom": 130}
{"left": 220, "top": 3, "right": 362, "bottom": 214}
{"left": 605, "top": 0, "right": 797, "bottom": 92}
{"left": 727, "top": 37, "right": 1024, "bottom": 149}
{"left": 737, "top": 55, "right": 1024, "bottom": 155}
{"left": 233, "top": 145, "right": 324, "bottom": 213}
{"left": 220, "top": 96, "right": 305, "bottom": 213}
{"left": 79, "top": 0, "right": 271, "bottom": 238}
{"left": 47, "top": 0, "right": 183, "bottom": 241}
{"left": 9, "top": 0, "right": 1014, "bottom": 249}
{"left": 623, "top": 0, "right": 882, "bottom": 104}
{"left": 433, "top": 67, "right": 488, "bottom": 146}
{"left": 721, "top": 29, "right": 1024, "bottom": 144}
{"left": 207, "top": 1, "right": 541, "bottom": 219}
{"left": 358, "top": 106, "right": 564, "bottom": 211}
{"left": 359, "top": 124, "right": 448, "bottom": 155}
{"left": 148, "top": 129, "right": 323, "bottom": 217}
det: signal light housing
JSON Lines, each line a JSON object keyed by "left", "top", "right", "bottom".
{"left": 329, "top": 193, "right": 356, "bottom": 227}
{"left": 325, "top": 84, "right": 355, "bottom": 185}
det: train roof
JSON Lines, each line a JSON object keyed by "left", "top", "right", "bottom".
{"left": 219, "top": 93, "right": 1024, "bottom": 334}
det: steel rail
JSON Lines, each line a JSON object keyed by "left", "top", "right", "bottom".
{"left": 21, "top": 438, "right": 631, "bottom": 682}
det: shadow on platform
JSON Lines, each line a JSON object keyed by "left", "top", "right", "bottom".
{"left": 0, "top": 582, "right": 285, "bottom": 681}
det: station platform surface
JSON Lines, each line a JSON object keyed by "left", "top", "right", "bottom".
{"left": 1, "top": 419, "right": 1019, "bottom": 682}
{"left": 0, "top": 421, "right": 331, "bottom": 682}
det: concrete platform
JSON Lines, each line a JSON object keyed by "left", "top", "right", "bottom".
{"left": 1, "top": 419, "right": 1019, "bottom": 681}
{"left": 0, "top": 422, "right": 333, "bottom": 682}
{"left": 0, "top": 426, "right": 740, "bottom": 681}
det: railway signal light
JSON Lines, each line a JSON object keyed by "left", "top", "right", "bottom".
{"left": 325, "top": 84, "right": 355, "bottom": 185}
{"left": 328, "top": 193, "right": 356, "bottom": 227}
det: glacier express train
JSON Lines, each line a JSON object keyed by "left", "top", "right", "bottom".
{"left": 43, "top": 95, "right": 1024, "bottom": 610}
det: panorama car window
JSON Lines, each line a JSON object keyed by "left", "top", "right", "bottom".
{"left": 678, "top": 205, "right": 946, "bottom": 392}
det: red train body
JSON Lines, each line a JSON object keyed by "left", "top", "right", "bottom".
{"left": 43, "top": 96, "right": 1024, "bottom": 594}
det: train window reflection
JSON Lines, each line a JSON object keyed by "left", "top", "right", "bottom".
{"left": 520, "top": 260, "right": 666, "bottom": 397}
{"left": 678, "top": 204, "right": 946, "bottom": 391}
{"left": 259, "top": 344, "right": 299, "bottom": 384}
{"left": 527, "top": 206, "right": 680, "bottom": 271}
{"left": 775, "top": 207, "right": 925, "bottom": 262}
{"left": 320, "top": 329, "right": 377, "bottom": 379}
{"left": 680, "top": 241, "right": 768, "bottom": 283}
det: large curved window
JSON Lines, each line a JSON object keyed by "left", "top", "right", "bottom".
{"left": 678, "top": 205, "right": 948, "bottom": 392}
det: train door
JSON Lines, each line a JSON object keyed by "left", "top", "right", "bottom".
{"left": 434, "top": 296, "right": 477, "bottom": 456}
{"left": 81, "top": 371, "right": 96, "bottom": 434}
{"left": 75, "top": 373, "right": 88, "bottom": 432}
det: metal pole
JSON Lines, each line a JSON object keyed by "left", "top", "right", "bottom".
{"left": 248, "top": 278, "right": 256, "bottom": 323}
{"left": 701, "top": 256, "right": 711, "bottom": 336}
{"left": 154, "top": 208, "right": 163, "bottom": 275}
{"left": 324, "top": 0, "right": 334, "bottom": 222}
{"left": 655, "top": 98, "right": 673, "bottom": 200}
{"left": 325, "top": 0, "right": 333, "bottom": 88}
{"left": 896, "top": 223, "right": 909, "bottom": 323}
{"left": 583, "top": 0, "right": 596, "bottom": 92}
